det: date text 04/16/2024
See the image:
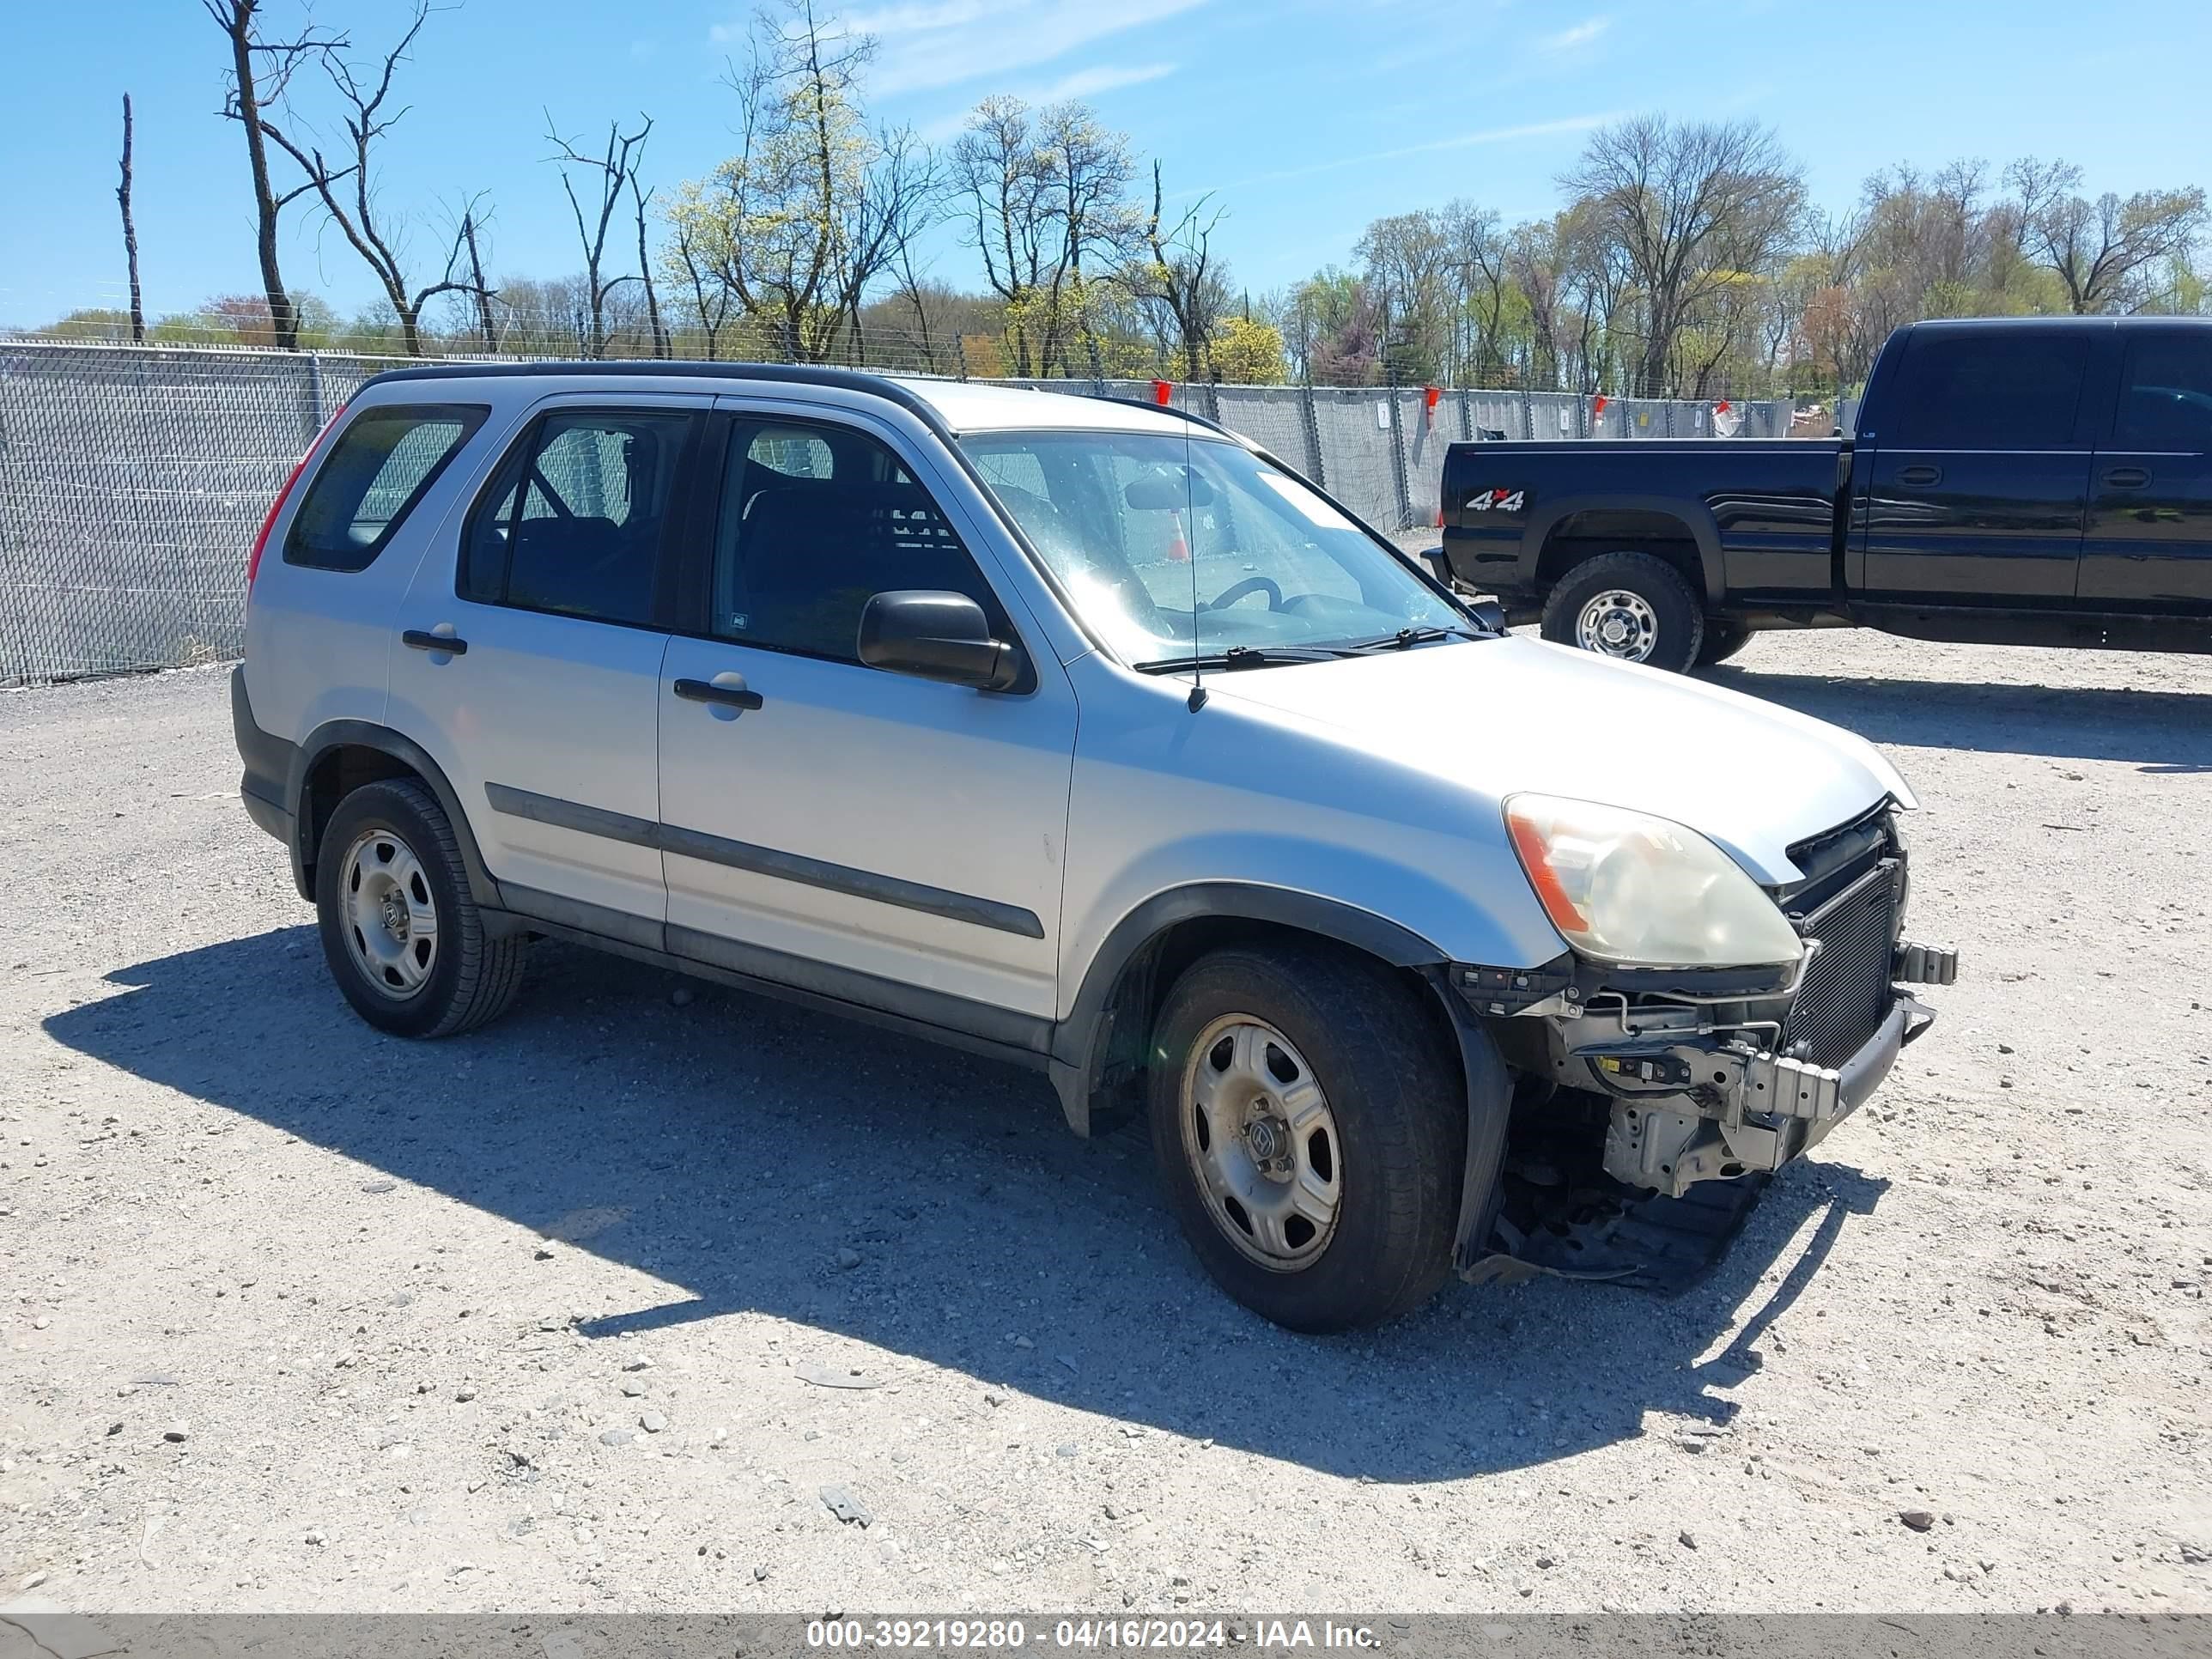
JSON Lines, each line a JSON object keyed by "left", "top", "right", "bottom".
{"left": 803, "top": 1620, "right": 1384, "bottom": 1650}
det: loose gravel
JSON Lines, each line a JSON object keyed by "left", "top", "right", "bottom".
{"left": 1, "top": 629, "right": 2207, "bottom": 1614}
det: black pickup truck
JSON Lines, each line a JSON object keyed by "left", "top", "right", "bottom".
{"left": 1432, "top": 315, "right": 2212, "bottom": 671}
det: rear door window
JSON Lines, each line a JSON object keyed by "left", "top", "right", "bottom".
{"left": 1887, "top": 332, "right": 2089, "bottom": 449}
{"left": 285, "top": 404, "right": 486, "bottom": 571}
{"left": 2112, "top": 331, "right": 2212, "bottom": 451}
{"left": 460, "top": 410, "right": 696, "bottom": 627}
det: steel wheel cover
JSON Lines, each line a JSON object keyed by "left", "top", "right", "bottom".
{"left": 1178, "top": 1015, "right": 1343, "bottom": 1272}
{"left": 340, "top": 826, "right": 440, "bottom": 1000}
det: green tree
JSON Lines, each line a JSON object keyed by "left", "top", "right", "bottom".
{"left": 1212, "top": 315, "right": 1285, "bottom": 384}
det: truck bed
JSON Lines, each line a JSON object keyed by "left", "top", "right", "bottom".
{"left": 1440, "top": 438, "right": 1850, "bottom": 611}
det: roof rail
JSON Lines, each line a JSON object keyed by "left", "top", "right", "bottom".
{"left": 1093, "top": 394, "right": 1247, "bottom": 445}
{"left": 349, "top": 358, "right": 961, "bottom": 437}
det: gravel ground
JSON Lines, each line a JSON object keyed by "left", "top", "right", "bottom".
{"left": 1, "top": 629, "right": 2208, "bottom": 1617}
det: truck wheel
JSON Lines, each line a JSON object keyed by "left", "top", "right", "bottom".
{"left": 314, "top": 778, "right": 527, "bottom": 1039}
{"left": 1541, "top": 551, "right": 1705, "bottom": 672}
{"left": 1696, "top": 623, "right": 1754, "bottom": 666}
{"left": 1148, "top": 945, "right": 1464, "bottom": 1333}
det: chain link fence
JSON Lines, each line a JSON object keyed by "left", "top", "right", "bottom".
{"left": 0, "top": 338, "right": 1796, "bottom": 686}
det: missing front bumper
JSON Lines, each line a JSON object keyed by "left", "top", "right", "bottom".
{"left": 1597, "top": 993, "right": 1934, "bottom": 1197}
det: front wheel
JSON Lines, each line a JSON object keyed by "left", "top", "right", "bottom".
{"left": 1148, "top": 945, "right": 1465, "bottom": 1332}
{"left": 1540, "top": 550, "right": 1705, "bottom": 672}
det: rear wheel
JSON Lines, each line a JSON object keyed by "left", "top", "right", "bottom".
{"left": 1148, "top": 945, "right": 1464, "bottom": 1332}
{"left": 315, "top": 778, "right": 526, "bottom": 1038}
{"left": 1540, "top": 550, "right": 1705, "bottom": 673}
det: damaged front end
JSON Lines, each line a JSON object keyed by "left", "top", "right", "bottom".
{"left": 1459, "top": 805, "right": 1955, "bottom": 1287}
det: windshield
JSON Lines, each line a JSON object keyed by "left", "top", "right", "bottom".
{"left": 959, "top": 429, "right": 1465, "bottom": 665}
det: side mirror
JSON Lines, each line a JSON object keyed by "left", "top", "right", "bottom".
{"left": 857, "top": 590, "right": 1025, "bottom": 692}
{"left": 1465, "top": 598, "right": 1508, "bottom": 634}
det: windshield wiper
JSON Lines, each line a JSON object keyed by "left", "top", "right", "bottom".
{"left": 1132, "top": 643, "right": 1347, "bottom": 673}
{"left": 1337, "top": 625, "right": 1480, "bottom": 653}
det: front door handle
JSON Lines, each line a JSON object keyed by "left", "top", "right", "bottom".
{"left": 1897, "top": 465, "right": 1943, "bottom": 487}
{"left": 402, "top": 628, "right": 468, "bottom": 655}
{"left": 2103, "top": 466, "right": 2152, "bottom": 489}
{"left": 673, "top": 677, "right": 763, "bottom": 712}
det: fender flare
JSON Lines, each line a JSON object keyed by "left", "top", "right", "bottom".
{"left": 1051, "top": 881, "right": 1450, "bottom": 1082}
{"left": 1520, "top": 492, "right": 1727, "bottom": 607}
{"left": 289, "top": 720, "right": 505, "bottom": 915}
{"left": 1048, "top": 883, "right": 1512, "bottom": 1275}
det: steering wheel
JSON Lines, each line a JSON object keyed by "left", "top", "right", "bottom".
{"left": 1202, "top": 575, "right": 1284, "bottom": 612}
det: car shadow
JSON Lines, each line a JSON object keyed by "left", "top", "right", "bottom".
{"left": 45, "top": 925, "right": 1888, "bottom": 1484}
{"left": 1703, "top": 665, "right": 2212, "bottom": 771}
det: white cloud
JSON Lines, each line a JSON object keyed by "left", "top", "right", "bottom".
{"left": 1536, "top": 16, "right": 1610, "bottom": 52}
{"left": 1188, "top": 112, "right": 1626, "bottom": 196}
{"left": 837, "top": 0, "right": 1208, "bottom": 96}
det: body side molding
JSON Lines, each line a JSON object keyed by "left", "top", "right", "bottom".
{"left": 483, "top": 781, "right": 1046, "bottom": 939}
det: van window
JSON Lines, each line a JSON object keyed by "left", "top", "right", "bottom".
{"left": 461, "top": 410, "right": 695, "bottom": 627}
{"left": 284, "top": 404, "right": 486, "bottom": 571}
{"left": 2113, "top": 332, "right": 2212, "bottom": 451}
{"left": 1887, "top": 332, "right": 2088, "bottom": 449}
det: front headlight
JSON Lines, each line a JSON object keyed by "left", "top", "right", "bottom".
{"left": 1504, "top": 793, "right": 1803, "bottom": 969}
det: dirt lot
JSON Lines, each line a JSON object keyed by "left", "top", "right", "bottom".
{"left": 2, "top": 630, "right": 2208, "bottom": 1617}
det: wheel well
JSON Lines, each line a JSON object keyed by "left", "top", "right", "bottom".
{"left": 301, "top": 744, "right": 422, "bottom": 879}
{"left": 1085, "top": 915, "right": 1458, "bottom": 1133}
{"left": 1536, "top": 510, "right": 1702, "bottom": 596}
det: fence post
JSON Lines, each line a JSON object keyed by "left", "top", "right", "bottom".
{"left": 1456, "top": 387, "right": 1474, "bottom": 441}
{"left": 1298, "top": 381, "right": 1326, "bottom": 489}
{"left": 1522, "top": 387, "right": 1534, "bottom": 441}
{"left": 954, "top": 335, "right": 969, "bottom": 382}
{"left": 1384, "top": 372, "right": 1413, "bottom": 531}
{"left": 303, "top": 350, "right": 326, "bottom": 440}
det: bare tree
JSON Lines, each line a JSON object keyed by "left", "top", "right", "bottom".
{"left": 951, "top": 97, "right": 1054, "bottom": 374}
{"left": 1442, "top": 202, "right": 1510, "bottom": 382}
{"left": 250, "top": 4, "right": 497, "bottom": 356}
{"left": 951, "top": 96, "right": 1135, "bottom": 375}
{"left": 204, "top": 0, "right": 345, "bottom": 349}
{"left": 665, "top": 210, "right": 736, "bottom": 360}
{"left": 459, "top": 210, "right": 500, "bottom": 351}
{"left": 1122, "top": 161, "right": 1227, "bottom": 379}
{"left": 1561, "top": 116, "right": 1804, "bottom": 395}
{"left": 1354, "top": 210, "right": 1451, "bottom": 381}
{"left": 631, "top": 176, "right": 669, "bottom": 358}
{"left": 546, "top": 113, "right": 654, "bottom": 357}
{"left": 835, "top": 124, "right": 940, "bottom": 365}
{"left": 2008, "top": 156, "right": 2208, "bottom": 313}
{"left": 117, "top": 94, "right": 145, "bottom": 343}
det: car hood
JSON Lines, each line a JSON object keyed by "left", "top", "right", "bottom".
{"left": 1200, "top": 636, "right": 1914, "bottom": 885}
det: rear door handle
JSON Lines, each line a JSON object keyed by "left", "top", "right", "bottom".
{"left": 1897, "top": 465, "right": 1943, "bottom": 487}
{"left": 2103, "top": 466, "right": 2152, "bottom": 489}
{"left": 673, "top": 677, "right": 763, "bottom": 712}
{"left": 402, "top": 629, "right": 468, "bottom": 655}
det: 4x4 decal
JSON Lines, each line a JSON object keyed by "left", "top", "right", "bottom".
{"left": 1464, "top": 487, "right": 1526, "bottom": 514}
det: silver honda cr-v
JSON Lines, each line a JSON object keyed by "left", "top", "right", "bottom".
{"left": 232, "top": 363, "right": 1954, "bottom": 1330}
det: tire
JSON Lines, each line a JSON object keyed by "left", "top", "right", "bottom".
{"left": 1695, "top": 623, "right": 1754, "bottom": 667}
{"left": 1147, "top": 945, "right": 1465, "bottom": 1333}
{"left": 1540, "top": 550, "right": 1705, "bottom": 673}
{"left": 314, "top": 777, "right": 526, "bottom": 1039}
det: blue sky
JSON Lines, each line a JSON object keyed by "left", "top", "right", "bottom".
{"left": 8, "top": 0, "right": 2212, "bottom": 323}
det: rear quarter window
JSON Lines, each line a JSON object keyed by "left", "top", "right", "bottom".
{"left": 285, "top": 404, "right": 489, "bottom": 572}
